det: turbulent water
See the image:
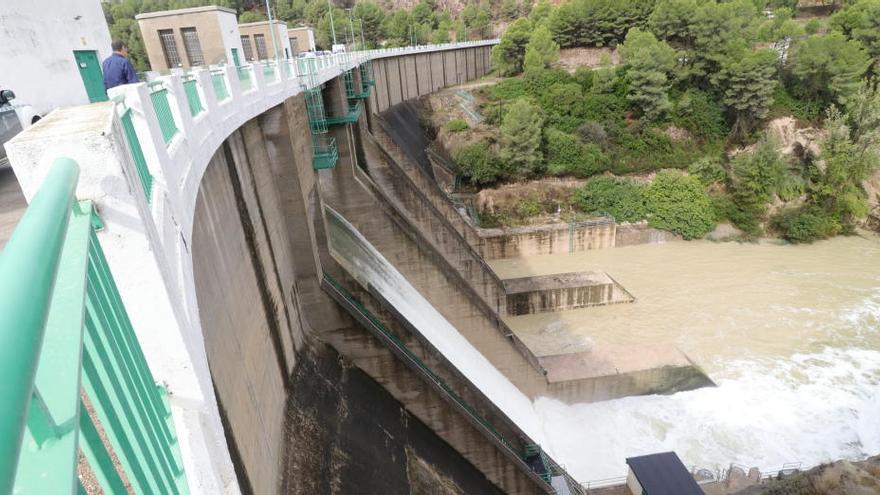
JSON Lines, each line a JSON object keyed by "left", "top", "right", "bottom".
{"left": 328, "top": 206, "right": 880, "bottom": 484}
{"left": 492, "top": 235, "right": 880, "bottom": 481}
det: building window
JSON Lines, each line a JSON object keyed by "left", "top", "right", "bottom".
{"left": 254, "top": 34, "right": 268, "bottom": 60}
{"left": 241, "top": 35, "right": 254, "bottom": 61}
{"left": 289, "top": 37, "right": 298, "bottom": 55}
{"left": 158, "top": 29, "right": 181, "bottom": 67}
{"left": 180, "top": 27, "right": 204, "bottom": 66}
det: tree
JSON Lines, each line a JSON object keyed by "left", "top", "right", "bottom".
{"left": 648, "top": 0, "right": 698, "bottom": 44}
{"left": 500, "top": 99, "right": 545, "bottom": 178}
{"left": 644, "top": 171, "right": 716, "bottom": 239}
{"left": 461, "top": 4, "right": 491, "bottom": 39}
{"left": 789, "top": 33, "right": 871, "bottom": 107}
{"left": 729, "top": 138, "right": 787, "bottom": 234}
{"left": 530, "top": 0, "right": 553, "bottom": 27}
{"left": 619, "top": 28, "right": 678, "bottom": 121}
{"left": 352, "top": 2, "right": 386, "bottom": 47}
{"left": 810, "top": 107, "right": 879, "bottom": 221}
{"left": 547, "top": 0, "right": 656, "bottom": 48}
{"left": 239, "top": 10, "right": 267, "bottom": 23}
{"left": 830, "top": 0, "right": 880, "bottom": 59}
{"left": 501, "top": 0, "right": 520, "bottom": 20}
{"left": 523, "top": 26, "right": 560, "bottom": 72}
{"left": 689, "top": 0, "right": 760, "bottom": 80}
{"left": 714, "top": 48, "right": 778, "bottom": 140}
{"left": 382, "top": 10, "right": 412, "bottom": 46}
{"left": 492, "top": 18, "right": 532, "bottom": 76}
{"left": 757, "top": 8, "right": 804, "bottom": 43}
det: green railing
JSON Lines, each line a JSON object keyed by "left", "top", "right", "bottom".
{"left": 344, "top": 70, "right": 356, "bottom": 99}
{"left": 0, "top": 158, "right": 189, "bottom": 494}
{"left": 263, "top": 62, "right": 276, "bottom": 81}
{"left": 119, "top": 107, "right": 154, "bottom": 203}
{"left": 182, "top": 77, "right": 204, "bottom": 117}
{"left": 237, "top": 66, "right": 252, "bottom": 92}
{"left": 324, "top": 99, "right": 363, "bottom": 126}
{"left": 312, "top": 135, "right": 338, "bottom": 170}
{"left": 148, "top": 83, "right": 178, "bottom": 144}
{"left": 211, "top": 70, "right": 229, "bottom": 101}
{"left": 359, "top": 61, "right": 375, "bottom": 90}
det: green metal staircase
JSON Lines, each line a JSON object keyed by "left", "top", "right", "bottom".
{"left": 298, "top": 58, "right": 338, "bottom": 170}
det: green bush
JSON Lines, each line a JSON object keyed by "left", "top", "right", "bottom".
{"left": 489, "top": 78, "right": 528, "bottom": 100}
{"left": 447, "top": 119, "right": 469, "bottom": 132}
{"left": 729, "top": 140, "right": 788, "bottom": 235}
{"left": 572, "top": 176, "right": 647, "bottom": 223}
{"left": 611, "top": 125, "right": 705, "bottom": 174}
{"left": 545, "top": 128, "right": 609, "bottom": 177}
{"left": 454, "top": 143, "right": 503, "bottom": 185}
{"left": 643, "top": 171, "right": 716, "bottom": 239}
{"left": 777, "top": 172, "right": 806, "bottom": 201}
{"left": 540, "top": 82, "right": 586, "bottom": 132}
{"left": 672, "top": 89, "right": 729, "bottom": 142}
{"left": 772, "top": 206, "right": 841, "bottom": 243}
{"left": 771, "top": 85, "right": 825, "bottom": 123}
{"left": 710, "top": 193, "right": 738, "bottom": 223}
{"left": 523, "top": 68, "right": 575, "bottom": 96}
{"left": 576, "top": 121, "right": 610, "bottom": 150}
{"left": 805, "top": 18, "right": 822, "bottom": 35}
{"left": 688, "top": 156, "right": 727, "bottom": 185}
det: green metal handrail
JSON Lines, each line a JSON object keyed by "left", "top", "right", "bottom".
{"left": 182, "top": 78, "right": 204, "bottom": 117}
{"left": 148, "top": 84, "right": 178, "bottom": 144}
{"left": 0, "top": 158, "right": 189, "bottom": 493}
{"left": 211, "top": 70, "right": 229, "bottom": 101}
{"left": 237, "top": 66, "right": 253, "bottom": 92}
{"left": 263, "top": 61, "right": 276, "bottom": 81}
{"left": 0, "top": 159, "right": 79, "bottom": 493}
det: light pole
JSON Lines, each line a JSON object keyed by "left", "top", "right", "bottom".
{"left": 357, "top": 18, "right": 366, "bottom": 50}
{"left": 346, "top": 8, "right": 356, "bottom": 50}
{"left": 327, "top": 0, "right": 337, "bottom": 46}
{"left": 264, "top": 0, "right": 280, "bottom": 60}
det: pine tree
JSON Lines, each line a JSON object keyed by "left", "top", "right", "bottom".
{"left": 619, "top": 28, "right": 677, "bottom": 121}
{"left": 714, "top": 48, "right": 778, "bottom": 140}
{"left": 523, "top": 26, "right": 560, "bottom": 73}
{"left": 500, "top": 99, "right": 545, "bottom": 178}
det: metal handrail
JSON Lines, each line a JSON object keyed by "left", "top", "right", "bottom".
{"left": 0, "top": 158, "right": 79, "bottom": 493}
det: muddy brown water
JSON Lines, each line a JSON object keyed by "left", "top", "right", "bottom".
{"left": 490, "top": 234, "right": 880, "bottom": 482}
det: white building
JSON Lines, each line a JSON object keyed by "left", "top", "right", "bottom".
{"left": 0, "top": 0, "right": 113, "bottom": 115}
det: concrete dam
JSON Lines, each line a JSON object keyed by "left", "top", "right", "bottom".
{"left": 6, "top": 42, "right": 710, "bottom": 494}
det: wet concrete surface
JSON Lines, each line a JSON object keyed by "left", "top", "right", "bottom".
{"left": 0, "top": 167, "right": 27, "bottom": 249}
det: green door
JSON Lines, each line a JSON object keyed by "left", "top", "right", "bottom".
{"left": 73, "top": 50, "right": 108, "bottom": 103}
{"left": 231, "top": 48, "right": 241, "bottom": 66}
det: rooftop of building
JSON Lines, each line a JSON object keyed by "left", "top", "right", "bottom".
{"left": 135, "top": 5, "right": 235, "bottom": 20}
{"left": 238, "top": 20, "right": 288, "bottom": 28}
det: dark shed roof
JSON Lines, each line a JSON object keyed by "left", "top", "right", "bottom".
{"left": 625, "top": 452, "right": 703, "bottom": 495}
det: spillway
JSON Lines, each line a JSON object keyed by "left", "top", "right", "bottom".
{"left": 326, "top": 207, "right": 551, "bottom": 450}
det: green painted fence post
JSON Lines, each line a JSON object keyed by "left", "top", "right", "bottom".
{"left": 0, "top": 158, "right": 79, "bottom": 494}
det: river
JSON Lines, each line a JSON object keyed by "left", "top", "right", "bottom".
{"left": 490, "top": 234, "right": 880, "bottom": 482}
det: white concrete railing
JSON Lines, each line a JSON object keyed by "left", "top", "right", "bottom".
{"left": 6, "top": 39, "right": 497, "bottom": 495}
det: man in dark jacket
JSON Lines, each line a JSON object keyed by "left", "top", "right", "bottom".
{"left": 102, "top": 40, "right": 138, "bottom": 90}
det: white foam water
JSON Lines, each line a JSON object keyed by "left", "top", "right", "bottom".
{"left": 536, "top": 346, "right": 880, "bottom": 481}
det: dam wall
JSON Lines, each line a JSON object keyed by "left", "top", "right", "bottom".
{"left": 369, "top": 46, "right": 493, "bottom": 115}
{"left": 6, "top": 41, "right": 525, "bottom": 494}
